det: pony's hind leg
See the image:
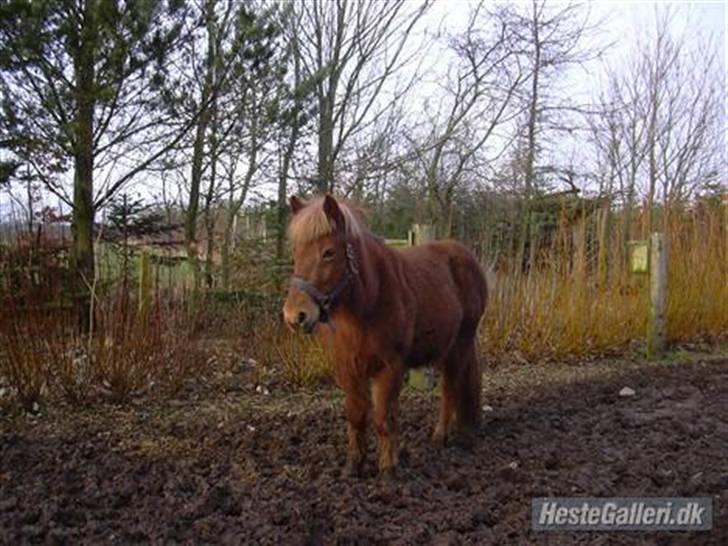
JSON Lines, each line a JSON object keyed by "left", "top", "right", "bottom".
{"left": 371, "top": 365, "right": 404, "bottom": 478}
{"left": 434, "top": 336, "right": 481, "bottom": 445}
{"left": 432, "top": 359, "right": 457, "bottom": 445}
{"left": 449, "top": 337, "right": 482, "bottom": 450}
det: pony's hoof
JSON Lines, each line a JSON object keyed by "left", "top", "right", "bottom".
{"left": 378, "top": 467, "right": 396, "bottom": 482}
{"left": 452, "top": 430, "right": 476, "bottom": 451}
{"left": 344, "top": 461, "right": 364, "bottom": 478}
{"left": 431, "top": 430, "right": 447, "bottom": 447}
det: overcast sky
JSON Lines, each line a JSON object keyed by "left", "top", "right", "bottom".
{"left": 422, "top": 0, "right": 725, "bottom": 104}
{"left": 1, "top": 0, "right": 725, "bottom": 218}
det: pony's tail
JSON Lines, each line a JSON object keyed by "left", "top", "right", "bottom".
{"left": 455, "top": 340, "right": 482, "bottom": 430}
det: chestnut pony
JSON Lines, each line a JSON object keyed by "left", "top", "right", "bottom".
{"left": 283, "top": 194, "right": 488, "bottom": 477}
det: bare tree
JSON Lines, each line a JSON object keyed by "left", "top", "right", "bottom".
{"left": 173, "top": 0, "right": 287, "bottom": 289}
{"left": 494, "top": 0, "right": 604, "bottom": 267}
{"left": 592, "top": 6, "right": 722, "bottom": 239}
{"left": 287, "top": 0, "right": 430, "bottom": 193}
{"left": 400, "top": 2, "right": 526, "bottom": 235}
{"left": 182, "top": 0, "right": 238, "bottom": 289}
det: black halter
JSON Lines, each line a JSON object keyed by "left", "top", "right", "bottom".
{"left": 289, "top": 242, "right": 358, "bottom": 324}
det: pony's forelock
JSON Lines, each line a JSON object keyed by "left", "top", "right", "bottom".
{"left": 288, "top": 196, "right": 365, "bottom": 245}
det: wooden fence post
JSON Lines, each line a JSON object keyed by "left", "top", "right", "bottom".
{"left": 138, "top": 250, "right": 151, "bottom": 324}
{"left": 412, "top": 224, "right": 436, "bottom": 246}
{"left": 646, "top": 232, "right": 667, "bottom": 359}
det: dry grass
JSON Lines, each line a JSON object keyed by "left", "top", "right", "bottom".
{"left": 665, "top": 206, "right": 727, "bottom": 342}
{"left": 482, "top": 201, "right": 726, "bottom": 363}
{"left": 249, "top": 319, "right": 333, "bottom": 388}
{"left": 484, "top": 269, "right": 646, "bottom": 362}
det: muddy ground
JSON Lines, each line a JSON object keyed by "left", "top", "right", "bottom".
{"left": 1, "top": 351, "right": 726, "bottom": 545}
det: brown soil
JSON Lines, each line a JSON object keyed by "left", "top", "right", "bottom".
{"left": 1, "top": 352, "right": 726, "bottom": 545}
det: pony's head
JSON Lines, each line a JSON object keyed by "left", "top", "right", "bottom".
{"left": 283, "top": 194, "right": 363, "bottom": 333}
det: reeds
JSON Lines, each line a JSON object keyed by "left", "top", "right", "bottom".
{"left": 481, "top": 200, "right": 727, "bottom": 363}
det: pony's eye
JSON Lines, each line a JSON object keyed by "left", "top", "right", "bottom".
{"left": 322, "top": 248, "right": 335, "bottom": 261}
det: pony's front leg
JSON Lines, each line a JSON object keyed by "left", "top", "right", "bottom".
{"left": 372, "top": 365, "right": 404, "bottom": 478}
{"left": 344, "top": 387, "right": 368, "bottom": 477}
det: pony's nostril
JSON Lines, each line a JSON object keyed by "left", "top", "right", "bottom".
{"left": 297, "top": 311, "right": 307, "bottom": 325}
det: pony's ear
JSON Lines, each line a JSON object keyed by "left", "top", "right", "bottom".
{"left": 289, "top": 195, "right": 305, "bottom": 215}
{"left": 323, "top": 194, "right": 345, "bottom": 232}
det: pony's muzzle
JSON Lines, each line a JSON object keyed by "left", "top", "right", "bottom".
{"left": 285, "top": 312, "right": 317, "bottom": 334}
{"left": 283, "top": 292, "right": 320, "bottom": 334}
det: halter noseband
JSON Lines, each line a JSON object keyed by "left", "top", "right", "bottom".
{"left": 289, "top": 242, "right": 358, "bottom": 324}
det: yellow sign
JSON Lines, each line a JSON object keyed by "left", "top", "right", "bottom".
{"left": 629, "top": 240, "right": 649, "bottom": 274}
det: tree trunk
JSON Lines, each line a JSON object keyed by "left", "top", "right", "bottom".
{"left": 597, "top": 201, "right": 611, "bottom": 286}
{"left": 204, "top": 213, "right": 215, "bottom": 288}
{"left": 221, "top": 212, "right": 234, "bottom": 291}
{"left": 317, "top": 94, "right": 335, "bottom": 193}
{"left": 622, "top": 143, "right": 638, "bottom": 270}
{"left": 275, "top": 41, "right": 304, "bottom": 283}
{"left": 71, "top": 0, "right": 98, "bottom": 332}
{"left": 185, "top": 115, "right": 207, "bottom": 292}
{"left": 516, "top": 0, "right": 542, "bottom": 273}
{"left": 202, "top": 173, "right": 216, "bottom": 290}
{"left": 645, "top": 86, "right": 658, "bottom": 238}
{"left": 202, "top": 92, "right": 221, "bottom": 290}
{"left": 315, "top": 2, "right": 345, "bottom": 194}
{"left": 185, "top": 0, "right": 217, "bottom": 293}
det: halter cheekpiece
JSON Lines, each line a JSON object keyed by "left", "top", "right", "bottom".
{"left": 289, "top": 242, "right": 358, "bottom": 324}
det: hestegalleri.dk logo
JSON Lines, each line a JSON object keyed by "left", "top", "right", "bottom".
{"left": 532, "top": 497, "right": 712, "bottom": 531}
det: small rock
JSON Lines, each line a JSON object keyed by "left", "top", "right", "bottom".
{"left": 544, "top": 452, "right": 559, "bottom": 470}
{"left": 431, "top": 531, "right": 458, "bottom": 546}
{"left": 498, "top": 463, "right": 523, "bottom": 483}
{"left": 247, "top": 425, "right": 256, "bottom": 433}
{"left": 472, "top": 508, "right": 498, "bottom": 527}
{"left": 0, "top": 496, "right": 18, "bottom": 511}
{"left": 481, "top": 405, "right": 494, "bottom": 413}
{"left": 652, "top": 469, "right": 674, "bottom": 486}
{"left": 619, "top": 387, "right": 636, "bottom": 397}
{"left": 445, "top": 474, "right": 466, "bottom": 492}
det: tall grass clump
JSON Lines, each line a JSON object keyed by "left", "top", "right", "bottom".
{"left": 247, "top": 315, "right": 332, "bottom": 388}
{"left": 665, "top": 203, "right": 727, "bottom": 342}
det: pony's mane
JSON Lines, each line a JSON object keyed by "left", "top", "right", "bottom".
{"left": 288, "top": 196, "right": 368, "bottom": 245}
